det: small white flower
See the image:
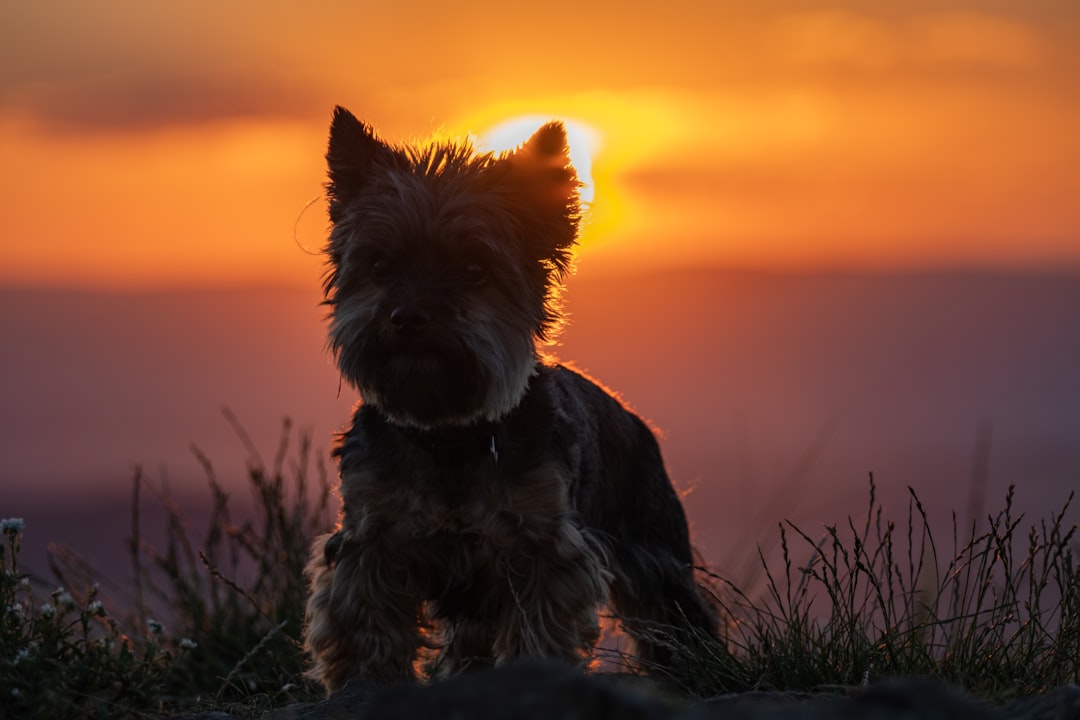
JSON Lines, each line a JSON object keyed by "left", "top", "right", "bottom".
{"left": 13, "top": 648, "right": 30, "bottom": 665}
{"left": 6, "top": 604, "right": 25, "bottom": 618}
{"left": 56, "top": 591, "right": 74, "bottom": 607}
{"left": 147, "top": 618, "right": 164, "bottom": 635}
{"left": 19, "top": 577, "right": 30, "bottom": 588}
{"left": 87, "top": 600, "right": 105, "bottom": 616}
{"left": 39, "top": 603, "right": 56, "bottom": 619}
{"left": 1, "top": 518, "right": 24, "bottom": 533}
{"left": 179, "top": 638, "right": 197, "bottom": 650}
{"left": 10, "top": 687, "right": 21, "bottom": 699}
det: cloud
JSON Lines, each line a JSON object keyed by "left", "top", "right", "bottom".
{"left": 3, "top": 72, "right": 327, "bottom": 133}
{"left": 0, "top": 0, "right": 342, "bottom": 132}
{"left": 911, "top": 11, "right": 1044, "bottom": 70}
{"left": 772, "top": 9, "right": 1046, "bottom": 74}
{"left": 772, "top": 11, "right": 900, "bottom": 72}
{"left": 0, "top": 1, "right": 1065, "bottom": 138}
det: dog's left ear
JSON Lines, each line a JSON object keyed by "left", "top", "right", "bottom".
{"left": 503, "top": 122, "right": 581, "bottom": 269}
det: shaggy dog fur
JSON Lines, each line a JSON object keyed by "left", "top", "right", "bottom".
{"left": 304, "top": 107, "right": 717, "bottom": 692}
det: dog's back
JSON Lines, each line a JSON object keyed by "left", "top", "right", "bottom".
{"left": 541, "top": 364, "right": 719, "bottom": 665}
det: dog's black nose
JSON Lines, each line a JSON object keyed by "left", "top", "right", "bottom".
{"left": 390, "top": 305, "right": 430, "bottom": 331}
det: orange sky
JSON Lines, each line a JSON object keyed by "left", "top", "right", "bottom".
{"left": 2, "top": 0, "right": 1079, "bottom": 289}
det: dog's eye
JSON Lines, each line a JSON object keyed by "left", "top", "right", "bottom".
{"left": 461, "top": 261, "right": 487, "bottom": 287}
{"left": 369, "top": 257, "right": 392, "bottom": 283}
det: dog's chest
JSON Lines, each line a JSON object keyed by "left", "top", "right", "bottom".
{"left": 340, "top": 447, "right": 570, "bottom": 545}
{"left": 386, "top": 462, "right": 509, "bottom": 535}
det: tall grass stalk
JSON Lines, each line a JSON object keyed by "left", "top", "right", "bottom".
{"left": 673, "top": 475, "right": 1079, "bottom": 701}
{"left": 6, "top": 419, "right": 1079, "bottom": 713}
{"left": 130, "top": 414, "right": 334, "bottom": 706}
{"left": 14, "top": 414, "right": 337, "bottom": 716}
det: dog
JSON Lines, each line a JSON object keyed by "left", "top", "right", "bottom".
{"left": 304, "top": 107, "right": 718, "bottom": 692}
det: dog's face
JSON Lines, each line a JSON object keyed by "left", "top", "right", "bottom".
{"left": 322, "top": 107, "right": 581, "bottom": 428}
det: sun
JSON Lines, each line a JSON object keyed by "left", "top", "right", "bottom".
{"left": 477, "top": 116, "right": 599, "bottom": 206}
{"left": 459, "top": 93, "right": 689, "bottom": 252}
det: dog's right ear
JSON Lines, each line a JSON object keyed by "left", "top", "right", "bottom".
{"left": 326, "top": 107, "right": 385, "bottom": 222}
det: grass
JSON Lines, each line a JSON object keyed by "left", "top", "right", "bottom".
{"left": 651, "top": 476, "right": 1079, "bottom": 701}
{"left": 2, "top": 415, "right": 333, "bottom": 718}
{"left": 2, "top": 421, "right": 1078, "bottom": 716}
{"left": 131, "top": 413, "right": 333, "bottom": 708}
{"left": 2, "top": 520, "right": 196, "bottom": 719}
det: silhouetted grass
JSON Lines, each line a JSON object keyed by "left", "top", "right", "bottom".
{"left": 3, "top": 425, "right": 1078, "bottom": 716}
{"left": 134, "top": 413, "right": 334, "bottom": 711}
{"left": 2, "top": 414, "right": 334, "bottom": 717}
{"left": 640, "top": 476, "right": 1079, "bottom": 701}
{"left": 3, "top": 518, "right": 200, "bottom": 718}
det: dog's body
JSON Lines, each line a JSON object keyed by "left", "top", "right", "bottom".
{"left": 304, "top": 108, "right": 717, "bottom": 691}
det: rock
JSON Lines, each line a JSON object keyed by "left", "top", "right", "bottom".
{"left": 171, "top": 666, "right": 1080, "bottom": 720}
{"left": 264, "top": 660, "right": 673, "bottom": 720}
{"left": 1001, "top": 685, "right": 1080, "bottom": 720}
{"left": 688, "top": 677, "right": 1000, "bottom": 720}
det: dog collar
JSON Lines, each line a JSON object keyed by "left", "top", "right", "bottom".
{"left": 398, "top": 420, "right": 501, "bottom": 465}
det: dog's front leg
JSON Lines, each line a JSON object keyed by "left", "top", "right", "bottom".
{"left": 492, "top": 519, "right": 611, "bottom": 666}
{"left": 427, "top": 619, "right": 496, "bottom": 679}
{"left": 304, "top": 532, "right": 423, "bottom": 692}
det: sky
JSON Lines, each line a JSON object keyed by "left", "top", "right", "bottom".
{"left": 2, "top": 0, "right": 1079, "bottom": 289}
{"left": 3, "top": 1, "right": 1080, "bottom": 581}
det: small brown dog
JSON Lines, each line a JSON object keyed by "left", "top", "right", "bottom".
{"left": 304, "top": 107, "right": 717, "bottom": 691}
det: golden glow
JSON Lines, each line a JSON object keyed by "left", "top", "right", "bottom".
{"left": 459, "top": 92, "right": 697, "bottom": 252}
{"left": 478, "top": 116, "right": 599, "bottom": 206}
{"left": 0, "top": 117, "right": 325, "bottom": 289}
{"left": 2, "top": 3, "right": 1079, "bottom": 289}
